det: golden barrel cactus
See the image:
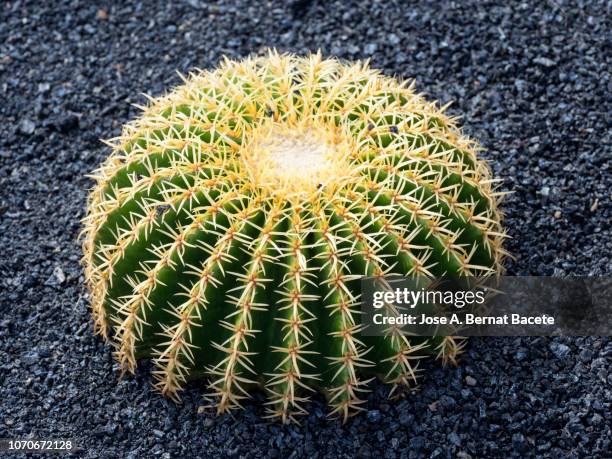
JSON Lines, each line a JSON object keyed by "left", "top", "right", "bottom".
{"left": 82, "top": 51, "right": 507, "bottom": 423}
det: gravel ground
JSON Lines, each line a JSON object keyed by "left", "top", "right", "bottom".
{"left": 1, "top": 0, "right": 610, "bottom": 457}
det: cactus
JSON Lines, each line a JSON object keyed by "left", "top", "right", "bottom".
{"left": 82, "top": 51, "right": 507, "bottom": 423}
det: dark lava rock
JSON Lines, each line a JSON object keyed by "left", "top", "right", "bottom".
{"left": 367, "top": 410, "right": 381, "bottom": 423}
{"left": 550, "top": 342, "right": 571, "bottom": 358}
{"left": 53, "top": 114, "right": 80, "bottom": 133}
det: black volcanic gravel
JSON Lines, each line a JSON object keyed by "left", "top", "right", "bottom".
{"left": 1, "top": 1, "right": 610, "bottom": 457}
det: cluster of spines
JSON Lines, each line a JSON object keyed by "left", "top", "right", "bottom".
{"left": 82, "top": 51, "right": 507, "bottom": 423}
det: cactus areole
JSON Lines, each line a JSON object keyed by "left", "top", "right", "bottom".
{"left": 82, "top": 51, "right": 507, "bottom": 423}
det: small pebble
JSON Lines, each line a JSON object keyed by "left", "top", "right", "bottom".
{"left": 549, "top": 342, "right": 571, "bottom": 359}
{"left": 19, "top": 119, "right": 36, "bottom": 135}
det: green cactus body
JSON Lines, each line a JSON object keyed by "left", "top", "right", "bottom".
{"left": 82, "top": 51, "right": 507, "bottom": 423}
